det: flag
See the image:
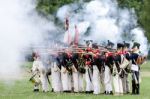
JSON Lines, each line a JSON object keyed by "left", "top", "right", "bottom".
{"left": 74, "top": 25, "right": 79, "bottom": 45}
{"left": 63, "top": 16, "right": 71, "bottom": 45}
{"left": 67, "top": 30, "right": 71, "bottom": 45}
{"left": 65, "top": 17, "right": 69, "bottom": 31}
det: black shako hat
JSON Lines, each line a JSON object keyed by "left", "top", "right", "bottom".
{"left": 132, "top": 42, "right": 140, "bottom": 49}
{"left": 124, "top": 43, "right": 130, "bottom": 48}
{"left": 92, "top": 43, "right": 98, "bottom": 49}
{"left": 107, "top": 40, "right": 114, "bottom": 47}
{"left": 117, "top": 43, "right": 124, "bottom": 49}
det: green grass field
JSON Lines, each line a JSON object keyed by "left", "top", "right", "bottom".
{"left": 0, "top": 62, "right": 150, "bottom": 99}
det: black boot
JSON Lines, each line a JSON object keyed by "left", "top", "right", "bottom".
{"left": 126, "top": 91, "right": 130, "bottom": 94}
{"left": 51, "top": 88, "right": 54, "bottom": 92}
{"left": 33, "top": 85, "right": 39, "bottom": 92}
{"left": 89, "top": 91, "right": 93, "bottom": 93}
{"left": 105, "top": 91, "right": 109, "bottom": 95}
{"left": 136, "top": 84, "right": 140, "bottom": 95}
{"left": 103, "top": 91, "right": 106, "bottom": 94}
{"left": 63, "top": 90, "right": 71, "bottom": 93}
{"left": 33, "top": 89, "right": 39, "bottom": 92}
{"left": 109, "top": 91, "right": 113, "bottom": 95}
{"left": 132, "top": 80, "right": 136, "bottom": 95}
{"left": 85, "top": 91, "right": 93, "bottom": 94}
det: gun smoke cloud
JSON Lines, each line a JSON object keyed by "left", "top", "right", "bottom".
{"left": 56, "top": 0, "right": 148, "bottom": 54}
{"left": 0, "top": 0, "right": 56, "bottom": 80}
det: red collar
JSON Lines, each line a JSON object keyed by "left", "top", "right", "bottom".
{"left": 67, "top": 52, "right": 72, "bottom": 58}
{"left": 122, "top": 51, "right": 128, "bottom": 54}
{"left": 106, "top": 52, "right": 113, "bottom": 57}
{"left": 116, "top": 51, "right": 123, "bottom": 55}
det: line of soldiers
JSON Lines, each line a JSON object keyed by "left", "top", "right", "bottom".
{"left": 30, "top": 40, "right": 146, "bottom": 95}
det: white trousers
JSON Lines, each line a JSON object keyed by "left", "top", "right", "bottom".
{"left": 113, "top": 74, "right": 123, "bottom": 94}
{"left": 72, "top": 71, "right": 79, "bottom": 92}
{"left": 85, "top": 66, "right": 93, "bottom": 91}
{"left": 92, "top": 65, "right": 100, "bottom": 94}
{"left": 32, "top": 60, "right": 49, "bottom": 92}
{"left": 121, "top": 74, "right": 130, "bottom": 93}
{"left": 61, "top": 66, "right": 72, "bottom": 91}
{"left": 104, "top": 65, "right": 112, "bottom": 92}
{"left": 51, "top": 62, "right": 62, "bottom": 92}
{"left": 40, "top": 73, "right": 49, "bottom": 92}
{"left": 78, "top": 73, "right": 84, "bottom": 92}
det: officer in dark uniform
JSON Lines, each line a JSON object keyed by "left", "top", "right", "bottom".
{"left": 130, "top": 42, "right": 141, "bottom": 95}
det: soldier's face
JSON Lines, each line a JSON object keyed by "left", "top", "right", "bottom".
{"left": 123, "top": 47, "right": 128, "bottom": 51}
{"left": 33, "top": 57, "right": 36, "bottom": 60}
{"left": 132, "top": 46, "right": 138, "bottom": 52}
{"left": 117, "top": 48, "right": 122, "bottom": 52}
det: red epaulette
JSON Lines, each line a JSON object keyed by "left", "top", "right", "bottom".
{"left": 107, "top": 52, "right": 113, "bottom": 57}
{"left": 78, "top": 49, "right": 84, "bottom": 53}
{"left": 86, "top": 47, "right": 92, "bottom": 52}
{"left": 86, "top": 61, "right": 91, "bottom": 65}
{"left": 122, "top": 51, "right": 127, "bottom": 55}
{"left": 116, "top": 51, "right": 123, "bottom": 55}
{"left": 93, "top": 49, "right": 100, "bottom": 54}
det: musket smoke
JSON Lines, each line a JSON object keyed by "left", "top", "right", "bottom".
{"left": 0, "top": 0, "right": 56, "bottom": 80}
{"left": 56, "top": 0, "right": 148, "bottom": 54}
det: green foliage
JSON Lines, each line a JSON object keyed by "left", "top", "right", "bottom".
{"left": 117, "top": 0, "right": 150, "bottom": 42}
{"left": 138, "top": 0, "right": 150, "bottom": 42}
{"left": 36, "top": 0, "right": 75, "bottom": 15}
{"left": 117, "top": 0, "right": 143, "bottom": 11}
